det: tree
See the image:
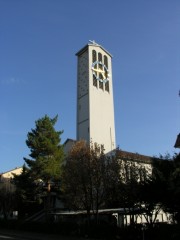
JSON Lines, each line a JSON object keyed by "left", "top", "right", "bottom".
{"left": 62, "top": 140, "right": 111, "bottom": 224}
{"left": 138, "top": 153, "right": 180, "bottom": 225}
{"left": 116, "top": 159, "right": 147, "bottom": 225}
{"left": 24, "top": 115, "right": 64, "bottom": 193}
{"left": 138, "top": 176, "right": 164, "bottom": 226}
{"left": 13, "top": 164, "right": 43, "bottom": 218}
{"left": 0, "top": 179, "right": 16, "bottom": 220}
{"left": 170, "top": 153, "right": 180, "bottom": 223}
{"left": 102, "top": 152, "right": 122, "bottom": 209}
{"left": 152, "top": 153, "right": 180, "bottom": 223}
{"left": 18, "top": 114, "right": 64, "bottom": 218}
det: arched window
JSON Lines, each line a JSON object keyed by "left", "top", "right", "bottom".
{"left": 104, "top": 55, "right": 109, "bottom": 92}
{"left": 92, "top": 50, "right": 96, "bottom": 62}
{"left": 105, "top": 81, "right": 109, "bottom": 92}
{"left": 93, "top": 75, "right": 97, "bottom": 87}
{"left": 104, "top": 55, "right": 108, "bottom": 68}
{"left": 98, "top": 52, "right": 102, "bottom": 63}
{"left": 92, "top": 50, "right": 97, "bottom": 87}
{"left": 98, "top": 53, "right": 102, "bottom": 69}
{"left": 99, "top": 81, "right": 103, "bottom": 90}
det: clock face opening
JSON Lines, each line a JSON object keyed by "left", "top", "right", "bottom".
{"left": 92, "top": 61, "right": 109, "bottom": 83}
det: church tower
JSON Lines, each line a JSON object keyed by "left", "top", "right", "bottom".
{"left": 76, "top": 41, "right": 116, "bottom": 153}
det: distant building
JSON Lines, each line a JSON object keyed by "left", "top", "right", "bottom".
{"left": 0, "top": 167, "right": 22, "bottom": 182}
{"left": 63, "top": 138, "right": 77, "bottom": 155}
{"left": 0, "top": 167, "right": 22, "bottom": 219}
{"left": 0, "top": 166, "right": 22, "bottom": 192}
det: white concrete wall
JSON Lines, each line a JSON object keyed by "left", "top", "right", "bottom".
{"left": 76, "top": 43, "right": 116, "bottom": 153}
{"left": 88, "top": 45, "right": 116, "bottom": 153}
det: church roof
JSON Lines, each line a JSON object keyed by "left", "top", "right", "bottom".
{"left": 116, "top": 149, "right": 153, "bottom": 164}
{"left": 63, "top": 138, "right": 77, "bottom": 146}
{"left": 63, "top": 140, "right": 153, "bottom": 164}
{"left": 75, "top": 41, "right": 113, "bottom": 58}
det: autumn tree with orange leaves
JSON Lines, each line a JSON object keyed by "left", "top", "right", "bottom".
{"left": 62, "top": 140, "right": 119, "bottom": 223}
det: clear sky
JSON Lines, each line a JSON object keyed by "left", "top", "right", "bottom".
{"left": 0, "top": 0, "right": 180, "bottom": 173}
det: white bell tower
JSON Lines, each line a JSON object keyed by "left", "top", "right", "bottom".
{"left": 76, "top": 41, "right": 116, "bottom": 153}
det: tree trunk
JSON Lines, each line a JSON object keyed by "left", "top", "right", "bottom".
{"left": 45, "top": 180, "right": 51, "bottom": 221}
{"left": 47, "top": 180, "right": 51, "bottom": 193}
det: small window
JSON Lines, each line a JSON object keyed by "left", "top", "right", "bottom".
{"left": 99, "top": 72, "right": 103, "bottom": 81}
{"left": 98, "top": 52, "right": 102, "bottom": 62}
{"left": 105, "top": 81, "right": 109, "bottom": 92}
{"left": 99, "top": 81, "right": 103, "bottom": 90}
{"left": 93, "top": 75, "right": 97, "bottom": 87}
{"left": 92, "top": 50, "right": 96, "bottom": 62}
{"left": 104, "top": 55, "right": 108, "bottom": 68}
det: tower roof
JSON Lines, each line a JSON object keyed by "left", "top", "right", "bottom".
{"left": 75, "top": 41, "right": 113, "bottom": 58}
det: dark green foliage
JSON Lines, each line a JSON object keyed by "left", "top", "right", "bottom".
{"left": 13, "top": 165, "right": 43, "bottom": 218}
{"left": 24, "top": 115, "right": 64, "bottom": 189}
{"left": 0, "top": 181, "right": 16, "bottom": 220}
{"left": 150, "top": 153, "right": 180, "bottom": 223}
{"left": 166, "top": 153, "right": 180, "bottom": 222}
{"left": 13, "top": 115, "right": 64, "bottom": 218}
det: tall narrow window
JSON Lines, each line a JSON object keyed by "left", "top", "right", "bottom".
{"left": 93, "top": 75, "right": 97, "bottom": 87}
{"left": 98, "top": 53, "right": 103, "bottom": 82}
{"left": 98, "top": 52, "right": 102, "bottom": 62}
{"left": 99, "top": 81, "right": 103, "bottom": 90}
{"left": 105, "top": 81, "right": 109, "bottom": 92}
{"left": 104, "top": 55, "right": 108, "bottom": 68}
{"left": 92, "top": 50, "right": 96, "bottom": 62}
{"left": 92, "top": 50, "right": 97, "bottom": 87}
{"left": 104, "top": 55, "right": 109, "bottom": 92}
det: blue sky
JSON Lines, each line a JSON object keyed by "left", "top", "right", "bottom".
{"left": 0, "top": 0, "right": 180, "bottom": 172}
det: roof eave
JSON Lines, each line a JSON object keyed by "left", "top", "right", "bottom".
{"left": 75, "top": 43, "right": 113, "bottom": 58}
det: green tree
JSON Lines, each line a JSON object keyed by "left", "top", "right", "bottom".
{"left": 171, "top": 153, "right": 180, "bottom": 222}
{"left": 13, "top": 165, "right": 43, "bottom": 218}
{"left": 138, "top": 176, "right": 164, "bottom": 226}
{"left": 153, "top": 153, "right": 180, "bottom": 223}
{"left": 139, "top": 153, "right": 180, "bottom": 225}
{"left": 24, "top": 115, "right": 64, "bottom": 193}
